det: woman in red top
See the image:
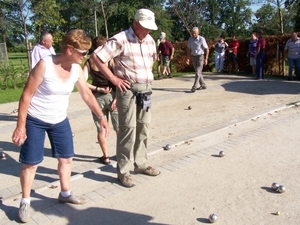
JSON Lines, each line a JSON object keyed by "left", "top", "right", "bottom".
{"left": 228, "top": 35, "right": 239, "bottom": 73}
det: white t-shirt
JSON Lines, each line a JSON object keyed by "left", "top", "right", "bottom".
{"left": 28, "top": 56, "right": 80, "bottom": 124}
{"left": 31, "top": 44, "right": 56, "bottom": 69}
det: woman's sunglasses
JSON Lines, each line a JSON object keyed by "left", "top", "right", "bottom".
{"left": 69, "top": 45, "right": 89, "bottom": 57}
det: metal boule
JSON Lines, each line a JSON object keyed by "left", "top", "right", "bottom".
{"left": 271, "top": 182, "right": 279, "bottom": 190}
{"left": 277, "top": 185, "right": 286, "bottom": 193}
{"left": 209, "top": 213, "right": 218, "bottom": 223}
{"left": 219, "top": 151, "right": 225, "bottom": 157}
{"left": 164, "top": 144, "right": 171, "bottom": 150}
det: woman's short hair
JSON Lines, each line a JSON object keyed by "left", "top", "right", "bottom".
{"left": 60, "top": 29, "right": 91, "bottom": 53}
{"left": 92, "top": 36, "right": 107, "bottom": 49}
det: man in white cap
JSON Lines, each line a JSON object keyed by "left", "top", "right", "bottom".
{"left": 90, "top": 8, "right": 160, "bottom": 188}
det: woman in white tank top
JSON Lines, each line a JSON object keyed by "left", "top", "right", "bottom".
{"left": 11, "top": 29, "right": 110, "bottom": 223}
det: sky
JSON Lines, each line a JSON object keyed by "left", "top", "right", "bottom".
{"left": 251, "top": 3, "right": 264, "bottom": 12}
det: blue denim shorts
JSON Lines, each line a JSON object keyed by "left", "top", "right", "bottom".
{"left": 19, "top": 115, "right": 74, "bottom": 165}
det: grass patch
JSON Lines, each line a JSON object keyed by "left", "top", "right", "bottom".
{"left": 8, "top": 52, "right": 30, "bottom": 68}
{"left": 0, "top": 89, "right": 23, "bottom": 104}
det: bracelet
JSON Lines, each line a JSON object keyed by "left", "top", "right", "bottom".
{"left": 98, "top": 115, "right": 106, "bottom": 120}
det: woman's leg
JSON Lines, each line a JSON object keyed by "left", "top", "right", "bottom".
{"left": 58, "top": 157, "right": 72, "bottom": 192}
{"left": 20, "top": 164, "right": 38, "bottom": 198}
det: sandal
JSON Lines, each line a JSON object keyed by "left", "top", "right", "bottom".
{"left": 99, "top": 156, "right": 110, "bottom": 165}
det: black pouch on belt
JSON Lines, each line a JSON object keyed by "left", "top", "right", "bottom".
{"left": 136, "top": 90, "right": 152, "bottom": 112}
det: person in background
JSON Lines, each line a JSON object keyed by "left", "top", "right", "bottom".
{"left": 246, "top": 32, "right": 258, "bottom": 76}
{"left": 89, "top": 8, "right": 160, "bottom": 188}
{"left": 12, "top": 29, "right": 109, "bottom": 223}
{"left": 214, "top": 35, "right": 228, "bottom": 73}
{"left": 284, "top": 32, "right": 300, "bottom": 81}
{"left": 186, "top": 27, "right": 209, "bottom": 92}
{"left": 83, "top": 36, "right": 119, "bottom": 164}
{"left": 31, "top": 31, "right": 56, "bottom": 69}
{"left": 157, "top": 32, "right": 174, "bottom": 79}
{"left": 228, "top": 34, "right": 239, "bottom": 74}
{"left": 157, "top": 35, "right": 162, "bottom": 79}
{"left": 255, "top": 30, "right": 266, "bottom": 80}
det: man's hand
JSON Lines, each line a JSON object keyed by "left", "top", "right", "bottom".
{"left": 204, "top": 59, "right": 208, "bottom": 66}
{"left": 113, "top": 77, "right": 131, "bottom": 92}
{"left": 186, "top": 58, "right": 190, "bottom": 65}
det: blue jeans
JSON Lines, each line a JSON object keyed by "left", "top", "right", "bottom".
{"left": 288, "top": 58, "right": 300, "bottom": 78}
{"left": 256, "top": 51, "right": 265, "bottom": 79}
{"left": 19, "top": 115, "right": 74, "bottom": 165}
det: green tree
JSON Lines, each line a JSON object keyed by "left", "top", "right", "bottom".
{"left": 1, "top": 0, "right": 32, "bottom": 68}
{"left": 253, "top": 0, "right": 297, "bottom": 34}
{"left": 95, "top": 0, "right": 118, "bottom": 39}
{"left": 253, "top": 3, "right": 276, "bottom": 33}
{"left": 284, "top": 0, "right": 300, "bottom": 30}
{"left": 30, "top": 0, "right": 66, "bottom": 51}
{"left": 167, "top": 0, "right": 252, "bottom": 39}
{"left": 218, "top": 0, "right": 252, "bottom": 37}
{"left": 253, "top": 2, "right": 295, "bottom": 35}
{"left": 167, "top": 0, "right": 208, "bottom": 36}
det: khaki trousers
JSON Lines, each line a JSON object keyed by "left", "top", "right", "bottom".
{"left": 116, "top": 83, "right": 152, "bottom": 177}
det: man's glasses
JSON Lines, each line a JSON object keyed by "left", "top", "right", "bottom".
{"left": 69, "top": 45, "right": 89, "bottom": 57}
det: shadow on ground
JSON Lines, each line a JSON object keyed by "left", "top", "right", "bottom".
{"left": 222, "top": 79, "right": 300, "bottom": 95}
{"left": 1, "top": 191, "right": 169, "bottom": 225}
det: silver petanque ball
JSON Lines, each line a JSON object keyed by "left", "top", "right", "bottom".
{"left": 277, "top": 185, "right": 286, "bottom": 193}
{"left": 209, "top": 213, "right": 218, "bottom": 223}
{"left": 0, "top": 152, "right": 6, "bottom": 159}
{"left": 219, "top": 151, "right": 225, "bottom": 157}
{"left": 164, "top": 144, "right": 171, "bottom": 150}
{"left": 188, "top": 106, "right": 192, "bottom": 110}
{"left": 271, "top": 182, "right": 280, "bottom": 190}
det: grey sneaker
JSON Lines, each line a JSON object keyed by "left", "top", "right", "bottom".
{"left": 134, "top": 166, "right": 160, "bottom": 176}
{"left": 118, "top": 175, "right": 135, "bottom": 188}
{"left": 18, "top": 203, "right": 30, "bottom": 223}
{"left": 197, "top": 86, "right": 206, "bottom": 90}
{"left": 58, "top": 192, "right": 87, "bottom": 204}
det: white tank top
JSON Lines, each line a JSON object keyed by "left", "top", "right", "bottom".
{"left": 28, "top": 56, "right": 80, "bottom": 124}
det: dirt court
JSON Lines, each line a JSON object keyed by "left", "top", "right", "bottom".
{"left": 1, "top": 73, "right": 300, "bottom": 224}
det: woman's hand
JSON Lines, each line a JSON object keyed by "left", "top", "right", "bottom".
{"left": 99, "top": 87, "right": 112, "bottom": 94}
{"left": 111, "top": 99, "right": 117, "bottom": 111}
{"left": 12, "top": 127, "right": 27, "bottom": 146}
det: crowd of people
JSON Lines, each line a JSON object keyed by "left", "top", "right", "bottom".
{"left": 12, "top": 7, "right": 300, "bottom": 223}
{"left": 13, "top": 8, "right": 161, "bottom": 223}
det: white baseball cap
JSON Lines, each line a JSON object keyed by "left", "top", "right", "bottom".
{"left": 135, "top": 9, "right": 158, "bottom": 30}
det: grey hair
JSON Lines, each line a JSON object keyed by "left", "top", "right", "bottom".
{"left": 192, "top": 27, "right": 199, "bottom": 32}
{"left": 40, "top": 31, "right": 51, "bottom": 42}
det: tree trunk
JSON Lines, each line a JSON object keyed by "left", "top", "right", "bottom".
{"left": 276, "top": 0, "right": 284, "bottom": 34}
{"left": 101, "top": 1, "right": 109, "bottom": 39}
